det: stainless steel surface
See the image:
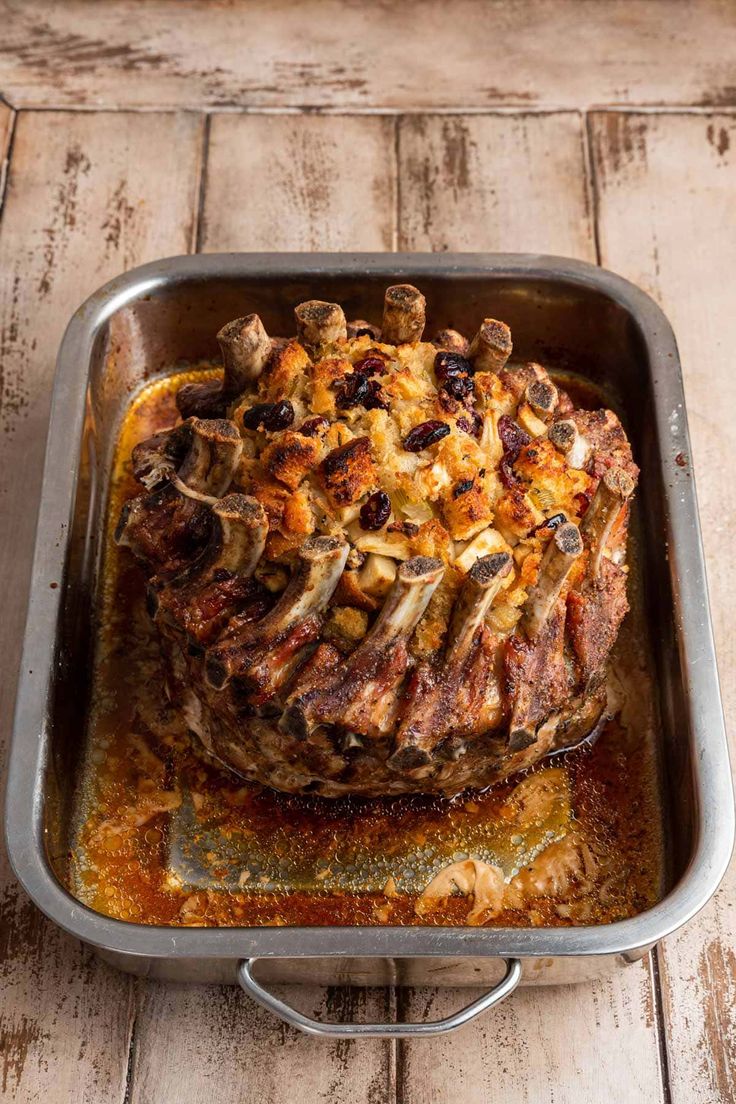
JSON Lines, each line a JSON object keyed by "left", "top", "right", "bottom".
{"left": 5, "top": 254, "right": 734, "bottom": 997}
{"left": 237, "top": 957, "right": 523, "bottom": 1037}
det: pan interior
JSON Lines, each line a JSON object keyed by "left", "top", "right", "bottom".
{"left": 67, "top": 365, "right": 666, "bottom": 929}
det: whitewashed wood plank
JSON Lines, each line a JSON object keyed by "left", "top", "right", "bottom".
{"left": 0, "top": 0, "right": 734, "bottom": 111}
{"left": 399, "top": 964, "right": 664, "bottom": 1104}
{"left": 396, "top": 108, "right": 666, "bottom": 1104}
{"left": 590, "top": 109, "right": 736, "bottom": 1104}
{"left": 130, "top": 981, "right": 394, "bottom": 1104}
{"left": 201, "top": 113, "right": 396, "bottom": 251}
{"left": 0, "top": 109, "right": 203, "bottom": 1104}
{"left": 398, "top": 112, "right": 594, "bottom": 255}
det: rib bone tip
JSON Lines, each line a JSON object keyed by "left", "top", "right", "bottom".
{"left": 381, "top": 284, "right": 426, "bottom": 345}
{"left": 468, "top": 318, "right": 513, "bottom": 373}
{"left": 216, "top": 313, "right": 270, "bottom": 395}
{"left": 295, "top": 300, "right": 348, "bottom": 348}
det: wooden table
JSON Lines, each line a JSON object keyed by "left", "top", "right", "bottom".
{"left": 1, "top": 3, "right": 734, "bottom": 1101}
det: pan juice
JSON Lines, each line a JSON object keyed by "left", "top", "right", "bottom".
{"left": 68, "top": 371, "right": 665, "bottom": 928}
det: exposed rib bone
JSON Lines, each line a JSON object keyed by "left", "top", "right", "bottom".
{"left": 132, "top": 418, "right": 242, "bottom": 500}
{"left": 381, "top": 285, "right": 426, "bottom": 345}
{"left": 217, "top": 314, "right": 271, "bottom": 392}
{"left": 175, "top": 419, "right": 243, "bottom": 499}
{"left": 521, "top": 522, "right": 583, "bottom": 639}
{"left": 525, "top": 379, "right": 558, "bottom": 420}
{"left": 167, "top": 494, "right": 268, "bottom": 591}
{"left": 295, "top": 300, "right": 348, "bottom": 349}
{"left": 392, "top": 552, "right": 512, "bottom": 767}
{"left": 432, "top": 329, "right": 469, "bottom": 356}
{"left": 548, "top": 418, "right": 591, "bottom": 470}
{"left": 468, "top": 319, "right": 512, "bottom": 373}
{"left": 177, "top": 315, "right": 271, "bottom": 418}
{"left": 581, "top": 467, "right": 635, "bottom": 577}
{"left": 282, "top": 556, "right": 444, "bottom": 740}
{"left": 446, "top": 552, "right": 513, "bottom": 663}
{"left": 117, "top": 419, "right": 242, "bottom": 566}
{"left": 149, "top": 495, "right": 269, "bottom": 640}
{"left": 204, "top": 535, "right": 349, "bottom": 695}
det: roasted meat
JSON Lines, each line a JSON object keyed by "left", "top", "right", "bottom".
{"left": 116, "top": 284, "right": 638, "bottom": 796}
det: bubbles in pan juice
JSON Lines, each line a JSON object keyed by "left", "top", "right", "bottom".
{"left": 68, "top": 372, "right": 666, "bottom": 928}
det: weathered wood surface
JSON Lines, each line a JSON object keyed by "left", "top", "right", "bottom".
{"left": 1, "top": 10, "right": 736, "bottom": 1099}
{"left": 0, "top": 109, "right": 203, "bottom": 1103}
{"left": 0, "top": 103, "right": 13, "bottom": 203}
{"left": 398, "top": 965, "right": 665, "bottom": 1104}
{"left": 397, "top": 112, "right": 593, "bottom": 254}
{"left": 129, "top": 982, "right": 395, "bottom": 1104}
{"left": 591, "top": 109, "right": 736, "bottom": 1104}
{"left": 1, "top": 0, "right": 736, "bottom": 111}
{"left": 202, "top": 114, "right": 397, "bottom": 251}
{"left": 395, "top": 108, "right": 667, "bottom": 1104}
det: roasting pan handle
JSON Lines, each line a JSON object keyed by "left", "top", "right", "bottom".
{"left": 237, "top": 957, "right": 522, "bottom": 1038}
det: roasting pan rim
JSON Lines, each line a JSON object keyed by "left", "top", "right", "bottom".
{"left": 6, "top": 251, "right": 733, "bottom": 969}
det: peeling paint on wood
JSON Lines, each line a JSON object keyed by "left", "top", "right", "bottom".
{"left": 0, "top": 108, "right": 203, "bottom": 1104}
{"left": 397, "top": 112, "right": 594, "bottom": 256}
{"left": 201, "top": 114, "right": 396, "bottom": 251}
{"left": 399, "top": 961, "right": 665, "bottom": 1104}
{"left": 0, "top": 1, "right": 735, "bottom": 109}
{"left": 128, "top": 981, "right": 395, "bottom": 1104}
{"left": 591, "top": 109, "right": 736, "bottom": 1104}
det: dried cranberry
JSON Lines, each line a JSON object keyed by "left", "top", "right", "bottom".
{"left": 453, "top": 478, "right": 474, "bottom": 499}
{"left": 359, "top": 490, "right": 391, "bottom": 530}
{"left": 457, "top": 411, "right": 483, "bottom": 439}
{"left": 499, "top": 457, "right": 519, "bottom": 488}
{"left": 336, "top": 372, "right": 370, "bottom": 410}
{"left": 299, "top": 416, "right": 328, "bottom": 437}
{"left": 497, "top": 414, "right": 531, "bottom": 458}
{"left": 434, "top": 351, "right": 473, "bottom": 380}
{"left": 403, "top": 420, "right": 451, "bottom": 452}
{"left": 242, "top": 400, "right": 294, "bottom": 431}
{"left": 354, "top": 354, "right": 386, "bottom": 377}
{"left": 363, "top": 379, "right": 389, "bottom": 410}
{"left": 574, "top": 490, "right": 592, "bottom": 516}
{"left": 442, "top": 374, "right": 474, "bottom": 401}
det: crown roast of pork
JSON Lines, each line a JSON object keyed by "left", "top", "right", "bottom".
{"left": 116, "top": 286, "right": 638, "bottom": 796}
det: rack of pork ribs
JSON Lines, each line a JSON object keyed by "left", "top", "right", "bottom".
{"left": 116, "top": 285, "right": 638, "bottom": 797}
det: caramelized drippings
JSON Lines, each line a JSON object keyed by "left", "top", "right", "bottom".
{"left": 69, "top": 369, "right": 665, "bottom": 928}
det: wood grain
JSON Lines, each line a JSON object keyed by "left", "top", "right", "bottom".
{"left": 202, "top": 114, "right": 396, "bottom": 251}
{"left": 0, "top": 102, "right": 13, "bottom": 205}
{"left": 397, "top": 112, "right": 593, "bottom": 255}
{"left": 0, "top": 0, "right": 735, "bottom": 111}
{"left": 130, "top": 982, "right": 395, "bottom": 1104}
{"left": 398, "top": 964, "right": 664, "bottom": 1104}
{"left": 590, "top": 109, "right": 736, "bottom": 1104}
{"left": 0, "top": 109, "right": 203, "bottom": 1104}
{"left": 395, "top": 107, "right": 666, "bottom": 1104}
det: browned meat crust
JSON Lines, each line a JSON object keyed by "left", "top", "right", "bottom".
{"left": 115, "top": 287, "right": 637, "bottom": 796}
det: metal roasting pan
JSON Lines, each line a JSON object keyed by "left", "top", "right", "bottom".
{"left": 5, "top": 253, "right": 734, "bottom": 1038}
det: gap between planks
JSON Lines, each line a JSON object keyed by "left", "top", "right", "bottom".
{"left": 0, "top": 0, "right": 735, "bottom": 111}
{"left": 4, "top": 103, "right": 732, "bottom": 1104}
